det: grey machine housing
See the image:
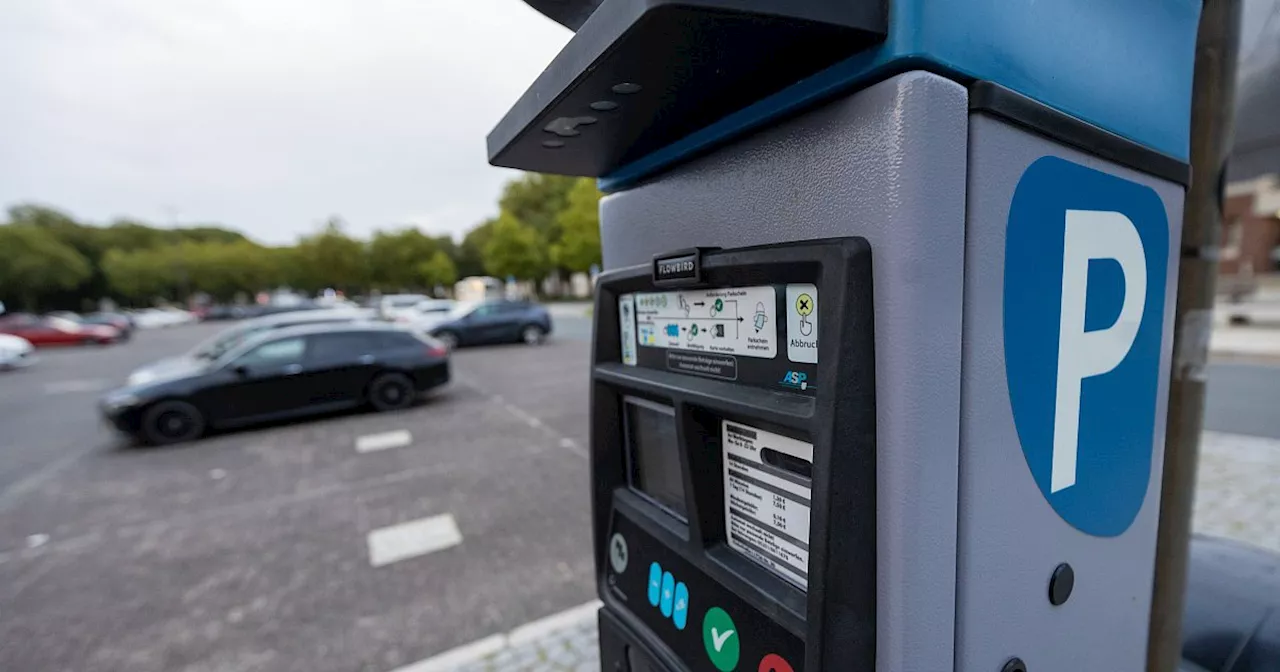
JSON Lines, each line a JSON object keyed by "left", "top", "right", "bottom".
{"left": 489, "top": 0, "right": 1280, "bottom": 670}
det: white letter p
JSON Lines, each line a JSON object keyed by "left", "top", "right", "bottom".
{"left": 1051, "top": 210, "right": 1147, "bottom": 493}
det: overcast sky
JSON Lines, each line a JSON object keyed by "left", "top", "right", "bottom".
{"left": 0, "top": 0, "right": 571, "bottom": 244}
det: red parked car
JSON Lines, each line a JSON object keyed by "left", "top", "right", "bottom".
{"left": 0, "top": 314, "right": 121, "bottom": 346}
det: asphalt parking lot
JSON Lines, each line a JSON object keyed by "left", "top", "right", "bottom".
{"left": 0, "top": 319, "right": 596, "bottom": 672}
{"left": 3, "top": 314, "right": 1278, "bottom": 672}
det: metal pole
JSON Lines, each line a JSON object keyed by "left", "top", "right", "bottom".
{"left": 1147, "top": 1, "right": 1242, "bottom": 670}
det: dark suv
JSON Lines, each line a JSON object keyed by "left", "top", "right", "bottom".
{"left": 427, "top": 300, "right": 553, "bottom": 350}
{"left": 101, "top": 323, "right": 449, "bottom": 445}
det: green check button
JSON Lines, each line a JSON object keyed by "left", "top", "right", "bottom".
{"left": 702, "top": 607, "right": 740, "bottom": 671}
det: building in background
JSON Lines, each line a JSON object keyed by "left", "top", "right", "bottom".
{"left": 455, "top": 276, "right": 504, "bottom": 302}
{"left": 1221, "top": 0, "right": 1280, "bottom": 288}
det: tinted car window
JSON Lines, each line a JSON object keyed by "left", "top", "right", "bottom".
{"left": 309, "top": 332, "right": 377, "bottom": 361}
{"left": 473, "top": 302, "right": 521, "bottom": 316}
{"left": 236, "top": 337, "right": 306, "bottom": 366}
{"left": 376, "top": 331, "right": 421, "bottom": 350}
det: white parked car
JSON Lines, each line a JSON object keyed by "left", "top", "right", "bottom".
{"left": 378, "top": 294, "right": 431, "bottom": 322}
{"left": 382, "top": 299, "right": 458, "bottom": 328}
{"left": 405, "top": 299, "right": 457, "bottom": 325}
{"left": 131, "top": 307, "right": 198, "bottom": 329}
{"left": 0, "top": 334, "right": 36, "bottom": 370}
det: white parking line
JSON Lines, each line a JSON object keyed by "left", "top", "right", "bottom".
{"left": 43, "top": 379, "right": 110, "bottom": 395}
{"left": 388, "top": 600, "right": 601, "bottom": 672}
{"left": 356, "top": 430, "right": 412, "bottom": 453}
{"left": 367, "top": 514, "right": 462, "bottom": 568}
{"left": 457, "top": 377, "right": 587, "bottom": 459}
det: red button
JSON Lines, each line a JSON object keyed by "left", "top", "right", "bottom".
{"left": 759, "top": 653, "right": 795, "bottom": 672}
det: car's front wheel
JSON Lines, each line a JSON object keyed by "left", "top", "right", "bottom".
{"left": 521, "top": 324, "right": 546, "bottom": 346}
{"left": 141, "top": 400, "right": 205, "bottom": 446}
{"left": 368, "top": 373, "right": 415, "bottom": 412}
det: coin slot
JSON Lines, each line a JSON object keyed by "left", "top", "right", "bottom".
{"left": 760, "top": 447, "right": 812, "bottom": 480}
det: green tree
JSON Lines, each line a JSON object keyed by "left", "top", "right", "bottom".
{"left": 416, "top": 250, "right": 458, "bottom": 289}
{"left": 7, "top": 205, "right": 111, "bottom": 307}
{"left": 100, "top": 247, "right": 178, "bottom": 304}
{"left": 177, "top": 226, "right": 247, "bottom": 245}
{"left": 293, "top": 218, "right": 368, "bottom": 293}
{"left": 99, "top": 220, "right": 168, "bottom": 251}
{"left": 0, "top": 225, "right": 92, "bottom": 310}
{"left": 550, "top": 179, "right": 603, "bottom": 273}
{"left": 178, "top": 240, "right": 280, "bottom": 301}
{"left": 368, "top": 228, "right": 444, "bottom": 290}
{"left": 457, "top": 218, "right": 497, "bottom": 278}
{"left": 482, "top": 213, "right": 547, "bottom": 281}
{"left": 498, "top": 173, "right": 579, "bottom": 239}
{"left": 269, "top": 245, "right": 309, "bottom": 291}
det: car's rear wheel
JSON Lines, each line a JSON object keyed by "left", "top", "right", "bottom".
{"left": 368, "top": 373, "right": 415, "bottom": 412}
{"left": 521, "top": 324, "right": 546, "bottom": 345}
{"left": 434, "top": 331, "right": 459, "bottom": 351}
{"left": 141, "top": 400, "right": 205, "bottom": 446}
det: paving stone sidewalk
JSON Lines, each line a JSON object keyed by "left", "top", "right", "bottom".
{"left": 416, "top": 431, "right": 1280, "bottom": 671}
{"left": 455, "top": 617, "right": 599, "bottom": 672}
{"left": 1193, "top": 431, "right": 1280, "bottom": 553}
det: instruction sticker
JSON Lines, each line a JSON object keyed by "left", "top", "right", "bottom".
{"left": 619, "top": 294, "right": 637, "bottom": 366}
{"left": 634, "top": 287, "right": 777, "bottom": 359}
{"left": 722, "top": 420, "right": 812, "bottom": 588}
{"left": 784, "top": 284, "right": 818, "bottom": 364}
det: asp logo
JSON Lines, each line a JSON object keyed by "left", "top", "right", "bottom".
{"left": 779, "top": 371, "right": 809, "bottom": 391}
{"left": 1004, "top": 157, "right": 1169, "bottom": 537}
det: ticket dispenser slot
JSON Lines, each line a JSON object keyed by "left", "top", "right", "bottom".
{"left": 591, "top": 239, "right": 875, "bottom": 671}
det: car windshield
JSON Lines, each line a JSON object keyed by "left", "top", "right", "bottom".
{"left": 210, "top": 328, "right": 282, "bottom": 368}
{"left": 447, "top": 301, "right": 479, "bottom": 319}
{"left": 191, "top": 325, "right": 255, "bottom": 360}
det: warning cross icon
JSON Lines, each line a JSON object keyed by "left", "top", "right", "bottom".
{"left": 795, "top": 294, "right": 814, "bottom": 315}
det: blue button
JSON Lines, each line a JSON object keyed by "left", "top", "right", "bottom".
{"left": 672, "top": 582, "right": 689, "bottom": 630}
{"left": 648, "top": 562, "right": 662, "bottom": 607}
{"left": 659, "top": 571, "right": 675, "bottom": 617}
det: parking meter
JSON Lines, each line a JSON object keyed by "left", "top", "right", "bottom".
{"left": 489, "top": 1, "right": 1201, "bottom": 670}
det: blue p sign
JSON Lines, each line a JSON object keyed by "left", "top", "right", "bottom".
{"left": 1004, "top": 157, "right": 1169, "bottom": 537}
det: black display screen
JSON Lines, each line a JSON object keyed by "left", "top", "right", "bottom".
{"left": 625, "top": 397, "right": 686, "bottom": 519}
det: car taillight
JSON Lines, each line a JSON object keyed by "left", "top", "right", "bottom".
{"left": 426, "top": 345, "right": 447, "bottom": 358}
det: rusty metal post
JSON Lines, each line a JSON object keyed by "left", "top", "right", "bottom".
{"left": 1147, "top": 1, "right": 1243, "bottom": 670}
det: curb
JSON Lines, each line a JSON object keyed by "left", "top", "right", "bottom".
{"left": 389, "top": 600, "right": 602, "bottom": 672}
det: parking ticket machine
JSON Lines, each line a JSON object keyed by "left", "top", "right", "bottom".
{"left": 488, "top": 1, "right": 1201, "bottom": 670}
{"left": 591, "top": 241, "right": 877, "bottom": 672}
